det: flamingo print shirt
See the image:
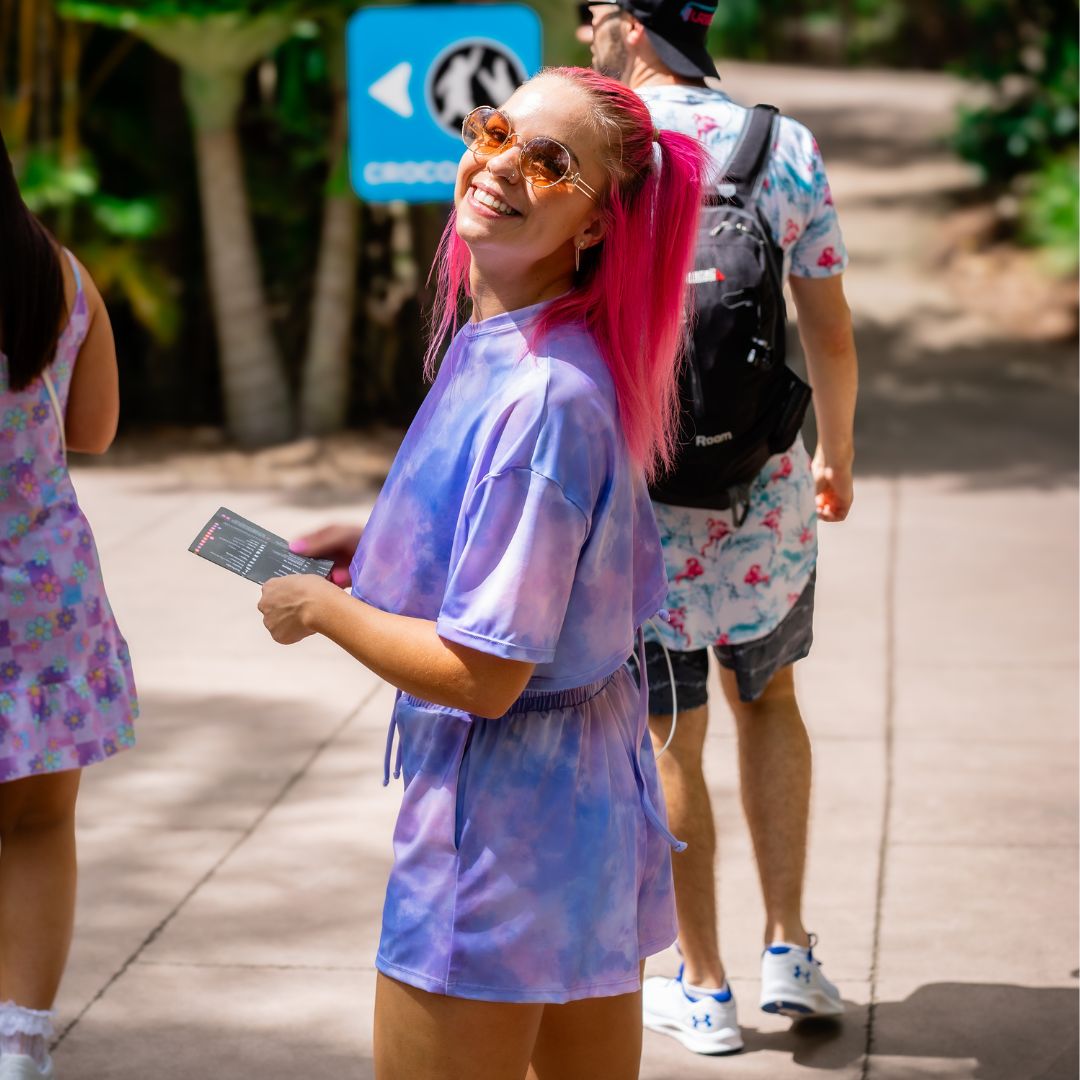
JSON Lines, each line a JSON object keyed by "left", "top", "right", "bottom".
{"left": 349, "top": 300, "right": 668, "bottom": 691}
{"left": 638, "top": 84, "right": 848, "bottom": 280}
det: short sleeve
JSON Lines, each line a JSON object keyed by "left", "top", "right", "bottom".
{"left": 788, "top": 135, "right": 848, "bottom": 279}
{"left": 436, "top": 467, "right": 590, "bottom": 663}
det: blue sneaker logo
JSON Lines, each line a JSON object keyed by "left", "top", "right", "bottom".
{"left": 690, "top": 1013, "right": 714, "bottom": 1029}
{"left": 793, "top": 964, "right": 812, "bottom": 984}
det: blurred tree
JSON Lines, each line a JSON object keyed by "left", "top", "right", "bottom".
{"left": 298, "top": 9, "right": 358, "bottom": 436}
{"left": 1, "top": 2, "right": 182, "bottom": 352}
{"left": 952, "top": 0, "right": 1077, "bottom": 183}
{"left": 61, "top": 0, "right": 300, "bottom": 447}
{"left": 951, "top": 0, "right": 1078, "bottom": 272}
{"left": 22, "top": 0, "right": 1068, "bottom": 434}
{"left": 530, "top": 0, "right": 584, "bottom": 65}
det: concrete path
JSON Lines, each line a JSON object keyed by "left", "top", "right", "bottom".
{"left": 51, "top": 64, "right": 1077, "bottom": 1079}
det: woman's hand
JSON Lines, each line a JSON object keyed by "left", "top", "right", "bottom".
{"left": 290, "top": 522, "right": 365, "bottom": 588}
{"left": 258, "top": 573, "right": 341, "bottom": 644}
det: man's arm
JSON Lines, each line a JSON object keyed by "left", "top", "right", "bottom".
{"left": 788, "top": 273, "right": 858, "bottom": 522}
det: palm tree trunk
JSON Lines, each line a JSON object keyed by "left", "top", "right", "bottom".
{"left": 59, "top": 20, "right": 80, "bottom": 165}
{"left": 183, "top": 66, "right": 292, "bottom": 446}
{"left": 10, "top": 0, "right": 37, "bottom": 164}
{"left": 299, "top": 188, "right": 359, "bottom": 434}
{"left": 58, "top": 18, "right": 81, "bottom": 239}
{"left": 299, "top": 30, "right": 358, "bottom": 437}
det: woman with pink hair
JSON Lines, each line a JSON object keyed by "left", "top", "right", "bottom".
{"left": 259, "top": 67, "right": 709, "bottom": 1078}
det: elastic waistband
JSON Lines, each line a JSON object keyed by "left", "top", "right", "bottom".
{"left": 505, "top": 672, "right": 619, "bottom": 715}
{"left": 398, "top": 670, "right": 621, "bottom": 719}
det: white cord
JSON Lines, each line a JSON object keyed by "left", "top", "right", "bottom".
{"left": 646, "top": 618, "right": 679, "bottom": 759}
{"left": 42, "top": 369, "right": 66, "bottom": 459}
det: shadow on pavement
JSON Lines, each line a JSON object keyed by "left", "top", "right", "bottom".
{"left": 794, "top": 107, "right": 954, "bottom": 171}
{"left": 55, "top": 1020, "right": 373, "bottom": 1080}
{"left": 739, "top": 983, "right": 1078, "bottom": 1078}
{"left": 794, "top": 318, "right": 1077, "bottom": 490}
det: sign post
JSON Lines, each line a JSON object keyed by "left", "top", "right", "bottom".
{"left": 347, "top": 5, "right": 543, "bottom": 204}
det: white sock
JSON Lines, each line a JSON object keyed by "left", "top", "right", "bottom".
{"left": 684, "top": 979, "right": 729, "bottom": 997}
{"left": 0, "top": 1001, "right": 53, "bottom": 1070}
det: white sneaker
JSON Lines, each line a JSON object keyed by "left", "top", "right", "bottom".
{"left": 759, "top": 935, "right": 844, "bottom": 1019}
{"left": 0, "top": 1056, "right": 55, "bottom": 1080}
{"left": 643, "top": 964, "right": 744, "bottom": 1055}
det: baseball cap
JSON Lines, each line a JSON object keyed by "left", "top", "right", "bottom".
{"left": 614, "top": 0, "right": 720, "bottom": 80}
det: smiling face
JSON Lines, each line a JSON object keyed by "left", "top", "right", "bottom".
{"left": 453, "top": 75, "right": 608, "bottom": 287}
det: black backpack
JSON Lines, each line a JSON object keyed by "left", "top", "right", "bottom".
{"left": 649, "top": 104, "right": 813, "bottom": 510}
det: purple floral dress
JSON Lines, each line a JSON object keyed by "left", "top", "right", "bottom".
{"left": 0, "top": 253, "right": 138, "bottom": 781}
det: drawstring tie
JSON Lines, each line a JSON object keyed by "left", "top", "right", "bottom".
{"left": 381, "top": 640, "right": 686, "bottom": 853}
{"left": 383, "top": 693, "right": 403, "bottom": 786}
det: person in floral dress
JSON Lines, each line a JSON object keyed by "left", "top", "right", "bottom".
{"left": 0, "top": 129, "right": 137, "bottom": 1080}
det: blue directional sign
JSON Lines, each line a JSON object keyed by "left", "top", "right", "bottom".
{"left": 347, "top": 5, "right": 542, "bottom": 204}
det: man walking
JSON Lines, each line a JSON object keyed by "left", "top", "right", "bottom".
{"left": 579, "top": 0, "right": 859, "bottom": 1055}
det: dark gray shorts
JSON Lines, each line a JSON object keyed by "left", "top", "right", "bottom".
{"left": 637, "top": 571, "right": 816, "bottom": 709}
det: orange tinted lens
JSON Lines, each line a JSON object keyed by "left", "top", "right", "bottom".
{"left": 464, "top": 108, "right": 510, "bottom": 154}
{"left": 520, "top": 137, "right": 571, "bottom": 187}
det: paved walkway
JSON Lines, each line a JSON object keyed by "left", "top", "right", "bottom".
{"left": 52, "top": 64, "right": 1077, "bottom": 1078}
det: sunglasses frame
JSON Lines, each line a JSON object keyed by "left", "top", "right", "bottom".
{"left": 461, "top": 107, "right": 601, "bottom": 203}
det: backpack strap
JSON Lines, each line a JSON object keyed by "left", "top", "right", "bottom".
{"left": 706, "top": 104, "right": 779, "bottom": 206}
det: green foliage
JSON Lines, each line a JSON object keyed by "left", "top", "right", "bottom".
{"left": 952, "top": 3, "right": 1078, "bottom": 185}
{"left": 59, "top": 0, "right": 309, "bottom": 27}
{"left": 15, "top": 146, "right": 178, "bottom": 345}
{"left": 37, "top": 0, "right": 1073, "bottom": 430}
{"left": 18, "top": 152, "right": 98, "bottom": 213}
{"left": 1021, "top": 150, "right": 1080, "bottom": 274}
{"left": 84, "top": 239, "right": 182, "bottom": 344}
{"left": 90, "top": 194, "right": 165, "bottom": 238}
{"left": 944, "top": 0, "right": 1080, "bottom": 269}
{"left": 706, "top": 0, "right": 772, "bottom": 60}
{"left": 528, "top": 0, "right": 587, "bottom": 66}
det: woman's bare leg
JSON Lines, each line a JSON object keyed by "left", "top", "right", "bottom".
{"left": 527, "top": 964, "right": 646, "bottom": 1080}
{"left": 374, "top": 972, "right": 544, "bottom": 1080}
{"left": 0, "top": 769, "right": 82, "bottom": 1007}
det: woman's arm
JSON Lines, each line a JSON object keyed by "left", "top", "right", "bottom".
{"left": 64, "top": 256, "right": 120, "bottom": 455}
{"left": 259, "top": 574, "right": 535, "bottom": 719}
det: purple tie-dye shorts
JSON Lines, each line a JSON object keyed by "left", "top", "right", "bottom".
{"left": 376, "top": 663, "right": 679, "bottom": 1003}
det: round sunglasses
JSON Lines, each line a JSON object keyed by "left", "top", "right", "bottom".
{"left": 461, "top": 107, "right": 600, "bottom": 202}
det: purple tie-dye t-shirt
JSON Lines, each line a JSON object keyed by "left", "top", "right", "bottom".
{"left": 350, "top": 300, "right": 667, "bottom": 691}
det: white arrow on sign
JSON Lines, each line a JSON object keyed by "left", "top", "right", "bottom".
{"left": 369, "top": 61, "right": 413, "bottom": 119}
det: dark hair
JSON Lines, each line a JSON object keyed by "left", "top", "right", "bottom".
{"left": 0, "top": 126, "right": 65, "bottom": 392}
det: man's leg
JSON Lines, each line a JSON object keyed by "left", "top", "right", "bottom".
{"left": 719, "top": 664, "right": 811, "bottom": 947}
{"left": 647, "top": 703, "right": 726, "bottom": 988}
{"left": 646, "top": 694, "right": 743, "bottom": 1055}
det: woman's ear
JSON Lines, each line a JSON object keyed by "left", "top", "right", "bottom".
{"left": 575, "top": 213, "right": 607, "bottom": 253}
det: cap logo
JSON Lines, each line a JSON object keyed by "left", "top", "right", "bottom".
{"left": 680, "top": 1, "right": 716, "bottom": 26}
